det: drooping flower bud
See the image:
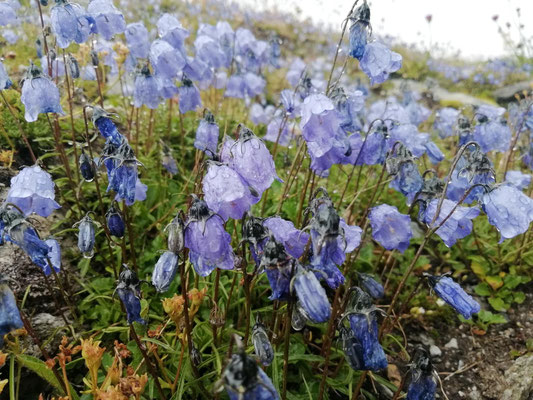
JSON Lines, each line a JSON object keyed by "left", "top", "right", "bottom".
{"left": 427, "top": 275, "right": 480, "bottom": 319}
{"left": 252, "top": 322, "right": 274, "bottom": 366}
{"left": 76, "top": 214, "right": 96, "bottom": 258}
{"left": 151, "top": 251, "right": 179, "bottom": 293}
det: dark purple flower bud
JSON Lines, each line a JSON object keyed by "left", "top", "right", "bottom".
{"left": 225, "top": 125, "right": 280, "bottom": 197}
{"left": 79, "top": 150, "right": 96, "bottom": 182}
{"left": 369, "top": 204, "right": 412, "bottom": 252}
{"left": 76, "top": 214, "right": 95, "bottom": 258}
{"left": 195, "top": 110, "right": 219, "bottom": 156}
{"left": 178, "top": 76, "right": 202, "bottom": 113}
{"left": 360, "top": 42, "right": 402, "bottom": 85}
{"left": 87, "top": 0, "right": 126, "bottom": 40}
{"left": 293, "top": 265, "right": 331, "bottom": 323}
{"left": 203, "top": 162, "right": 259, "bottom": 221}
{"left": 165, "top": 214, "right": 184, "bottom": 254}
{"left": 422, "top": 199, "right": 479, "bottom": 247}
{"left": 252, "top": 322, "right": 274, "bottom": 366}
{"left": 407, "top": 348, "right": 436, "bottom": 400}
{"left": 67, "top": 54, "right": 80, "bottom": 79}
{"left": 427, "top": 275, "right": 480, "bottom": 319}
{"left": 6, "top": 165, "right": 61, "bottom": 217}
{"left": 184, "top": 198, "right": 235, "bottom": 276}
{"left": 358, "top": 273, "right": 384, "bottom": 299}
{"left": 347, "top": 288, "right": 388, "bottom": 370}
{"left": 0, "top": 280, "right": 24, "bottom": 347}
{"left": 222, "top": 351, "right": 279, "bottom": 400}
{"left": 115, "top": 266, "right": 145, "bottom": 324}
{"left": 152, "top": 251, "right": 179, "bottom": 293}
{"left": 21, "top": 64, "right": 64, "bottom": 122}
{"left": 106, "top": 204, "right": 124, "bottom": 238}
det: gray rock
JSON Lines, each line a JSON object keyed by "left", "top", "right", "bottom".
{"left": 501, "top": 354, "right": 533, "bottom": 400}
{"left": 493, "top": 81, "right": 533, "bottom": 102}
{"left": 445, "top": 338, "right": 459, "bottom": 349}
{"left": 429, "top": 344, "right": 442, "bottom": 357}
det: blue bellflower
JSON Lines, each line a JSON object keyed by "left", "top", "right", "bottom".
{"left": 357, "top": 273, "right": 384, "bottom": 299}
{"left": 152, "top": 251, "right": 179, "bottom": 293}
{"left": 360, "top": 41, "right": 402, "bottom": 85}
{"left": 115, "top": 267, "right": 145, "bottom": 325}
{"left": 6, "top": 165, "right": 61, "bottom": 217}
{"left": 195, "top": 110, "right": 219, "bottom": 156}
{"left": 178, "top": 76, "right": 202, "bottom": 113}
{"left": 348, "top": 1, "right": 370, "bottom": 60}
{"left": 134, "top": 66, "right": 161, "bottom": 109}
{"left": 369, "top": 204, "right": 412, "bottom": 252}
{"left": 293, "top": 265, "right": 331, "bottom": 323}
{"left": 407, "top": 348, "right": 437, "bottom": 400}
{"left": 0, "top": 281, "right": 24, "bottom": 347}
{"left": 50, "top": 1, "right": 93, "bottom": 49}
{"left": 427, "top": 275, "right": 480, "bottom": 319}
{"left": 76, "top": 214, "right": 95, "bottom": 258}
{"left": 125, "top": 22, "right": 150, "bottom": 59}
{"left": 87, "top": 0, "right": 126, "bottom": 40}
{"left": 105, "top": 204, "right": 124, "bottom": 238}
{"left": 21, "top": 63, "right": 64, "bottom": 122}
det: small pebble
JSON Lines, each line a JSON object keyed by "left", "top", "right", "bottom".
{"left": 445, "top": 338, "right": 459, "bottom": 349}
{"left": 430, "top": 344, "right": 442, "bottom": 357}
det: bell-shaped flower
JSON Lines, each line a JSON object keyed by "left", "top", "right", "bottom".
{"left": 332, "top": 88, "right": 365, "bottom": 134}
{"left": 87, "top": 0, "right": 126, "bottom": 40}
{"left": 359, "top": 41, "right": 402, "bottom": 85}
{"left": 293, "top": 264, "right": 331, "bottom": 323}
{"left": 194, "top": 110, "right": 219, "bottom": 156}
{"left": 482, "top": 184, "right": 533, "bottom": 242}
{"left": 149, "top": 39, "right": 185, "bottom": 79}
{"left": 165, "top": 214, "right": 184, "bottom": 254}
{"left": 106, "top": 204, "right": 124, "bottom": 238}
{"left": 125, "top": 22, "right": 150, "bottom": 59}
{"left": 195, "top": 35, "right": 226, "bottom": 69}
{"left": 259, "top": 237, "right": 293, "bottom": 300}
{"left": 473, "top": 116, "right": 511, "bottom": 153}
{"left": 75, "top": 214, "right": 95, "bottom": 258}
{"left": 427, "top": 275, "right": 480, "bottom": 319}
{"left": 6, "top": 165, "right": 61, "bottom": 217}
{"left": 264, "top": 116, "right": 290, "bottom": 146}
{"left": 348, "top": 1, "right": 370, "bottom": 60}
{"left": 0, "top": 61, "right": 12, "bottom": 90}
{"left": 178, "top": 76, "right": 202, "bottom": 113}
{"left": 222, "top": 351, "right": 279, "bottom": 400}
{"left": 263, "top": 217, "right": 309, "bottom": 259}
{"left": 422, "top": 199, "right": 479, "bottom": 247}
{"left": 152, "top": 251, "right": 179, "bottom": 293}
{"left": 50, "top": 1, "right": 93, "bottom": 49}
{"left": 203, "top": 162, "right": 259, "bottom": 221}
{"left": 0, "top": 281, "right": 24, "bottom": 346}
{"left": 21, "top": 64, "right": 64, "bottom": 122}
{"left": 133, "top": 66, "right": 161, "bottom": 109}
{"left": 433, "top": 107, "right": 459, "bottom": 138}
{"left": 369, "top": 204, "right": 412, "bottom": 252}
{"left": 184, "top": 198, "right": 235, "bottom": 277}
{"left": 224, "top": 125, "right": 280, "bottom": 197}
{"left": 406, "top": 348, "right": 437, "bottom": 400}
{"left": 424, "top": 141, "right": 445, "bottom": 164}
{"left": 346, "top": 288, "right": 388, "bottom": 370}
{"left": 106, "top": 141, "right": 143, "bottom": 206}
{"left": 157, "top": 13, "right": 189, "bottom": 51}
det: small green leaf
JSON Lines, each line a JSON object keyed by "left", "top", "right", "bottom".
{"left": 486, "top": 275, "right": 503, "bottom": 290}
{"left": 513, "top": 291, "right": 526, "bottom": 304}
{"left": 488, "top": 297, "right": 509, "bottom": 311}
{"left": 474, "top": 282, "right": 491, "bottom": 296}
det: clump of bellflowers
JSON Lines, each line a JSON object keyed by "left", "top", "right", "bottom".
{"left": 342, "top": 287, "right": 388, "bottom": 370}
{"left": 184, "top": 197, "right": 235, "bottom": 277}
{"left": 222, "top": 124, "right": 280, "bottom": 198}
{"left": 369, "top": 204, "right": 412, "bottom": 252}
{"left": 6, "top": 165, "right": 61, "bottom": 217}
{"left": 20, "top": 63, "right": 64, "bottom": 122}
{"left": 426, "top": 274, "right": 480, "bottom": 319}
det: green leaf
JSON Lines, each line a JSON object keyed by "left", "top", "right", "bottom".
{"left": 486, "top": 275, "right": 503, "bottom": 290}
{"left": 477, "top": 310, "right": 507, "bottom": 324}
{"left": 471, "top": 260, "right": 489, "bottom": 278}
{"left": 513, "top": 291, "right": 526, "bottom": 304}
{"left": 474, "top": 282, "right": 491, "bottom": 296}
{"left": 488, "top": 297, "right": 509, "bottom": 311}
